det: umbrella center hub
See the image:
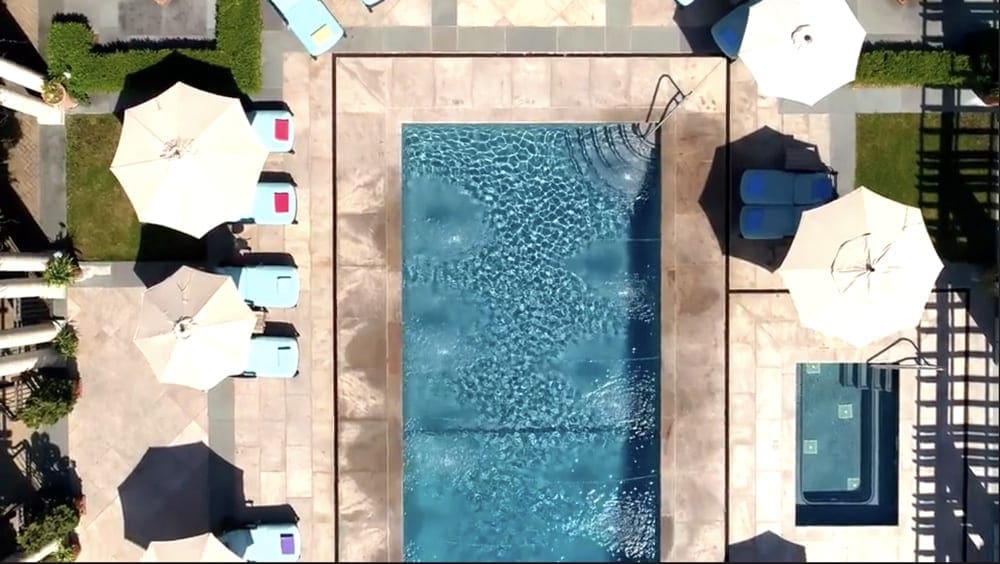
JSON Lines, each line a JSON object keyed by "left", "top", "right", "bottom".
{"left": 160, "top": 138, "right": 194, "bottom": 160}
{"left": 791, "top": 24, "right": 815, "bottom": 49}
{"left": 173, "top": 316, "right": 195, "bottom": 338}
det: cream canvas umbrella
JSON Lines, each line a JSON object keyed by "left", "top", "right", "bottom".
{"left": 735, "top": 0, "right": 866, "bottom": 106}
{"left": 134, "top": 266, "right": 256, "bottom": 390}
{"left": 141, "top": 533, "right": 243, "bottom": 562}
{"left": 110, "top": 81, "right": 268, "bottom": 238}
{"left": 779, "top": 187, "right": 944, "bottom": 347}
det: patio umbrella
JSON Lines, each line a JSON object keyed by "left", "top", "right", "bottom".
{"left": 733, "top": 0, "right": 866, "bottom": 105}
{"left": 141, "top": 533, "right": 243, "bottom": 562}
{"left": 110, "top": 81, "right": 267, "bottom": 238}
{"left": 134, "top": 266, "right": 256, "bottom": 390}
{"left": 778, "top": 187, "right": 944, "bottom": 346}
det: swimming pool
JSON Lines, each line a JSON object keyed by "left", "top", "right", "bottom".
{"left": 401, "top": 124, "right": 661, "bottom": 562}
{"left": 796, "top": 363, "right": 899, "bottom": 526}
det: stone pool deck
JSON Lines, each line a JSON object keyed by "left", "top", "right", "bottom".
{"left": 335, "top": 55, "right": 728, "bottom": 561}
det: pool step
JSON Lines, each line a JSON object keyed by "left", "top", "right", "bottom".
{"left": 838, "top": 365, "right": 893, "bottom": 392}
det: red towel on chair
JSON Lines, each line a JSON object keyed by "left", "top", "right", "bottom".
{"left": 274, "top": 192, "right": 290, "bottom": 213}
{"left": 274, "top": 119, "right": 290, "bottom": 141}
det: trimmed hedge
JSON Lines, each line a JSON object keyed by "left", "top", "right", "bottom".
{"left": 855, "top": 48, "right": 972, "bottom": 87}
{"left": 45, "top": 0, "right": 261, "bottom": 99}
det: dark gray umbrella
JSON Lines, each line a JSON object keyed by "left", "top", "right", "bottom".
{"left": 117, "top": 442, "right": 245, "bottom": 548}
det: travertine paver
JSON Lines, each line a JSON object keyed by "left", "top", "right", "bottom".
{"left": 336, "top": 55, "right": 727, "bottom": 562}
{"left": 5, "top": 115, "right": 42, "bottom": 229}
{"left": 66, "top": 288, "right": 210, "bottom": 562}
{"left": 456, "top": 0, "right": 607, "bottom": 26}
{"left": 230, "top": 51, "right": 336, "bottom": 563}
{"left": 727, "top": 290, "right": 998, "bottom": 561}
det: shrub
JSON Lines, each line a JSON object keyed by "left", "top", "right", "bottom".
{"left": 45, "top": 0, "right": 262, "bottom": 99}
{"left": 16, "top": 504, "right": 79, "bottom": 556}
{"left": 52, "top": 325, "right": 79, "bottom": 359}
{"left": 855, "top": 48, "right": 972, "bottom": 87}
{"left": 43, "top": 253, "right": 80, "bottom": 287}
{"left": 16, "top": 375, "right": 78, "bottom": 429}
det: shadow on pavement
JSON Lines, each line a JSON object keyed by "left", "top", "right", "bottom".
{"left": 728, "top": 530, "right": 807, "bottom": 562}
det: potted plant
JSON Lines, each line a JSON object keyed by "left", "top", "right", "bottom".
{"left": 43, "top": 252, "right": 81, "bottom": 287}
{"left": 41, "top": 77, "right": 78, "bottom": 111}
{"left": 15, "top": 503, "right": 79, "bottom": 556}
{"left": 52, "top": 325, "right": 79, "bottom": 359}
{"left": 15, "top": 373, "right": 79, "bottom": 429}
{"left": 41, "top": 79, "right": 65, "bottom": 106}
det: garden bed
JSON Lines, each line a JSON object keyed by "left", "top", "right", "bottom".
{"left": 45, "top": 0, "right": 261, "bottom": 100}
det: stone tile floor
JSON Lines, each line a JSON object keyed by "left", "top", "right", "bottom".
{"left": 335, "top": 54, "right": 727, "bottom": 561}
{"left": 55, "top": 50, "right": 335, "bottom": 563}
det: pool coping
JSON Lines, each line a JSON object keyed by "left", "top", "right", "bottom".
{"left": 334, "top": 54, "right": 729, "bottom": 561}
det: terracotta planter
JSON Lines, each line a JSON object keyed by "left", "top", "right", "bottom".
{"left": 42, "top": 82, "right": 78, "bottom": 111}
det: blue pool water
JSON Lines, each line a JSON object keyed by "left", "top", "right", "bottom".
{"left": 401, "top": 124, "right": 661, "bottom": 562}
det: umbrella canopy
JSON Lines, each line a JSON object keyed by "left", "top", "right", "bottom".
{"left": 119, "top": 442, "right": 246, "bottom": 549}
{"left": 142, "top": 533, "right": 243, "bottom": 562}
{"left": 737, "top": 0, "right": 866, "bottom": 106}
{"left": 134, "top": 266, "right": 256, "bottom": 390}
{"left": 110, "top": 81, "right": 268, "bottom": 238}
{"left": 779, "top": 187, "right": 944, "bottom": 346}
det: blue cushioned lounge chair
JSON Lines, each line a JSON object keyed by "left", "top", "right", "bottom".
{"left": 710, "top": 2, "right": 752, "bottom": 58}
{"left": 740, "top": 170, "right": 835, "bottom": 206}
{"left": 214, "top": 265, "right": 301, "bottom": 309}
{"left": 268, "top": 0, "right": 344, "bottom": 58}
{"left": 739, "top": 205, "right": 815, "bottom": 240}
{"left": 243, "top": 336, "right": 299, "bottom": 379}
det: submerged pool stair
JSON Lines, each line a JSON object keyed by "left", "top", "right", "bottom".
{"left": 838, "top": 364, "right": 895, "bottom": 392}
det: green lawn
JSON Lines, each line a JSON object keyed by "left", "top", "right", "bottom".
{"left": 856, "top": 112, "right": 998, "bottom": 265}
{"left": 65, "top": 115, "right": 205, "bottom": 261}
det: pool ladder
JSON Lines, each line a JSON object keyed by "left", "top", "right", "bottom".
{"left": 634, "top": 73, "right": 690, "bottom": 140}
{"left": 839, "top": 365, "right": 896, "bottom": 392}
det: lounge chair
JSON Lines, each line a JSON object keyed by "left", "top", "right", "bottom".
{"left": 267, "top": 0, "right": 344, "bottom": 58}
{"left": 243, "top": 336, "right": 299, "bottom": 379}
{"left": 739, "top": 205, "right": 814, "bottom": 240}
{"left": 220, "top": 522, "right": 301, "bottom": 562}
{"left": 234, "top": 182, "right": 298, "bottom": 225}
{"left": 710, "top": 2, "right": 752, "bottom": 58}
{"left": 214, "top": 264, "right": 301, "bottom": 309}
{"left": 249, "top": 109, "right": 294, "bottom": 153}
{"left": 740, "top": 170, "right": 835, "bottom": 206}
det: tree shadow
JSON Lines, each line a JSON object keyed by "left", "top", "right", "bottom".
{"left": 23, "top": 432, "right": 81, "bottom": 516}
{"left": 728, "top": 530, "right": 807, "bottom": 562}
{"left": 671, "top": 0, "right": 734, "bottom": 54}
{"left": 118, "top": 442, "right": 247, "bottom": 549}
{"left": 702, "top": 126, "right": 837, "bottom": 272}
{"left": 112, "top": 52, "right": 249, "bottom": 118}
{"left": 0, "top": 1, "right": 46, "bottom": 74}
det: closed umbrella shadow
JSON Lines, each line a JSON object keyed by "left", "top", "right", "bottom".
{"left": 728, "top": 530, "right": 807, "bottom": 562}
{"left": 701, "top": 126, "right": 837, "bottom": 272}
{"left": 117, "top": 442, "right": 245, "bottom": 549}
